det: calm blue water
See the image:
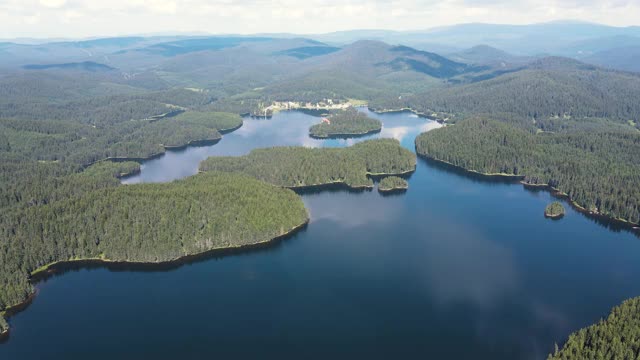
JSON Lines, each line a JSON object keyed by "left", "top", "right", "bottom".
{"left": 2, "top": 109, "right": 640, "bottom": 360}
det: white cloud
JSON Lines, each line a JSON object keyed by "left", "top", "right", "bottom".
{"left": 39, "top": 0, "right": 67, "bottom": 8}
{"left": 0, "top": 0, "right": 639, "bottom": 38}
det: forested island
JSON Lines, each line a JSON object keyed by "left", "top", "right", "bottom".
{"left": 545, "top": 202, "right": 566, "bottom": 219}
{"left": 309, "top": 107, "right": 382, "bottom": 138}
{"left": 200, "top": 139, "right": 416, "bottom": 189}
{"left": 415, "top": 118, "right": 640, "bottom": 226}
{"left": 378, "top": 176, "right": 408, "bottom": 193}
{"left": 548, "top": 297, "right": 640, "bottom": 359}
{"left": 0, "top": 171, "right": 308, "bottom": 331}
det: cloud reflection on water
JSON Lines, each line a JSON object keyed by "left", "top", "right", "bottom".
{"left": 417, "top": 214, "right": 519, "bottom": 308}
{"left": 304, "top": 190, "right": 404, "bottom": 228}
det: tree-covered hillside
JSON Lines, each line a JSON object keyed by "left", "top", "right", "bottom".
{"left": 373, "top": 58, "right": 640, "bottom": 125}
{"left": 416, "top": 118, "right": 640, "bottom": 224}
{"left": 200, "top": 139, "right": 416, "bottom": 189}
{"left": 0, "top": 110, "right": 242, "bottom": 214}
{"left": 0, "top": 111, "right": 241, "bottom": 165}
{"left": 0, "top": 171, "right": 308, "bottom": 316}
{"left": 549, "top": 297, "right": 640, "bottom": 359}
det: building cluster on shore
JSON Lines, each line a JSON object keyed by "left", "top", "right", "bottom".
{"left": 251, "top": 100, "right": 354, "bottom": 117}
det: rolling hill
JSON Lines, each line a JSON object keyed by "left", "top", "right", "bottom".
{"left": 383, "top": 57, "right": 640, "bottom": 123}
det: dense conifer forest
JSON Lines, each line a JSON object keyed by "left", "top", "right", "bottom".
{"left": 545, "top": 202, "right": 566, "bottom": 218}
{"left": 0, "top": 172, "right": 308, "bottom": 318}
{"left": 372, "top": 58, "right": 640, "bottom": 126}
{"left": 415, "top": 118, "right": 640, "bottom": 224}
{"left": 378, "top": 176, "right": 408, "bottom": 192}
{"left": 309, "top": 107, "right": 382, "bottom": 138}
{"left": 0, "top": 110, "right": 242, "bottom": 213}
{"left": 0, "top": 111, "right": 241, "bottom": 165}
{"left": 200, "top": 139, "right": 416, "bottom": 188}
{"left": 0, "top": 315, "right": 7, "bottom": 334}
{"left": 3, "top": 32, "right": 640, "bottom": 354}
{"left": 0, "top": 106, "right": 253, "bottom": 328}
{"left": 548, "top": 297, "right": 640, "bottom": 359}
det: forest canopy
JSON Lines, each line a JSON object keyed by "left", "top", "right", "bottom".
{"left": 545, "top": 202, "right": 566, "bottom": 218}
{"left": 548, "top": 297, "right": 640, "bottom": 360}
{"left": 0, "top": 111, "right": 242, "bottom": 165}
{"left": 415, "top": 118, "right": 640, "bottom": 225}
{"left": 309, "top": 107, "right": 382, "bottom": 138}
{"left": 378, "top": 176, "right": 408, "bottom": 192}
{"left": 0, "top": 171, "right": 308, "bottom": 315}
{"left": 200, "top": 139, "right": 416, "bottom": 189}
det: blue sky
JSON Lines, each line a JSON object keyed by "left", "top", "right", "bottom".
{"left": 1, "top": 0, "right": 639, "bottom": 38}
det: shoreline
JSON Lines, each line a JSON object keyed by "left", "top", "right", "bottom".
{"left": 418, "top": 152, "right": 640, "bottom": 232}
{"left": 367, "top": 167, "right": 416, "bottom": 178}
{"left": 288, "top": 180, "right": 373, "bottom": 191}
{"left": 285, "top": 167, "right": 416, "bottom": 191}
{"left": 378, "top": 186, "right": 408, "bottom": 193}
{"left": 544, "top": 212, "right": 565, "bottom": 220}
{"left": 368, "top": 107, "right": 447, "bottom": 123}
{"left": 416, "top": 153, "right": 522, "bottom": 180}
{"left": 85, "top": 122, "right": 244, "bottom": 173}
{"left": 522, "top": 182, "right": 639, "bottom": 229}
{"left": 309, "top": 127, "right": 382, "bottom": 139}
{"left": 0, "top": 219, "right": 309, "bottom": 342}
{"left": 163, "top": 136, "right": 221, "bottom": 150}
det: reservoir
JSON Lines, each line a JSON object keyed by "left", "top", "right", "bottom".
{"left": 2, "top": 109, "right": 640, "bottom": 359}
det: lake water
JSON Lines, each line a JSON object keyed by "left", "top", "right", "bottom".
{"left": 2, "top": 109, "right": 640, "bottom": 359}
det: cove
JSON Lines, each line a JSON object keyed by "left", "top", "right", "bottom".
{"left": 2, "top": 109, "right": 640, "bottom": 359}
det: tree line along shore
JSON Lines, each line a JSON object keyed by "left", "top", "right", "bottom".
{"left": 200, "top": 138, "right": 416, "bottom": 189}
{"left": 308, "top": 107, "right": 382, "bottom": 138}
{"left": 0, "top": 136, "right": 415, "bottom": 335}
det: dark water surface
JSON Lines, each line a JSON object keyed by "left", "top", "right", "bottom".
{"left": 2, "top": 109, "right": 640, "bottom": 359}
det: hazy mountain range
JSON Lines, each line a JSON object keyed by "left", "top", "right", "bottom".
{"left": 0, "top": 21, "right": 638, "bottom": 74}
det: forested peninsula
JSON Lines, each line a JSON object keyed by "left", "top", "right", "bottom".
{"left": 0, "top": 107, "right": 290, "bottom": 336}
{"left": 548, "top": 297, "right": 640, "bottom": 359}
{"left": 0, "top": 171, "right": 308, "bottom": 333}
{"left": 415, "top": 118, "right": 640, "bottom": 225}
{"left": 200, "top": 139, "right": 416, "bottom": 189}
{"left": 0, "top": 110, "right": 242, "bottom": 165}
{"left": 309, "top": 107, "right": 382, "bottom": 138}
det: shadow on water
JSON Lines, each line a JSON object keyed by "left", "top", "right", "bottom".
{"left": 309, "top": 129, "right": 381, "bottom": 140}
{"left": 418, "top": 156, "right": 523, "bottom": 185}
{"left": 0, "top": 222, "right": 312, "bottom": 333}
{"left": 295, "top": 108, "right": 332, "bottom": 117}
{"left": 523, "top": 185, "right": 640, "bottom": 236}
{"left": 290, "top": 173, "right": 416, "bottom": 196}
{"left": 30, "top": 223, "right": 309, "bottom": 284}
{"left": 378, "top": 189, "right": 408, "bottom": 197}
{"left": 292, "top": 182, "right": 373, "bottom": 196}
{"left": 420, "top": 156, "right": 640, "bottom": 237}
{"left": 368, "top": 171, "right": 415, "bottom": 182}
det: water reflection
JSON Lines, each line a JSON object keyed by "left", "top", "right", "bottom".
{"left": 123, "top": 108, "right": 439, "bottom": 184}
{"left": 417, "top": 216, "right": 518, "bottom": 308}
{"left": 304, "top": 191, "right": 404, "bottom": 228}
{"left": 6, "top": 110, "right": 640, "bottom": 360}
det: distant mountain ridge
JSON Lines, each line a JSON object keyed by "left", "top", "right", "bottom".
{"left": 23, "top": 61, "right": 115, "bottom": 72}
{"left": 388, "top": 56, "right": 640, "bottom": 122}
{"left": 385, "top": 46, "right": 479, "bottom": 78}
{"left": 275, "top": 46, "right": 341, "bottom": 59}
